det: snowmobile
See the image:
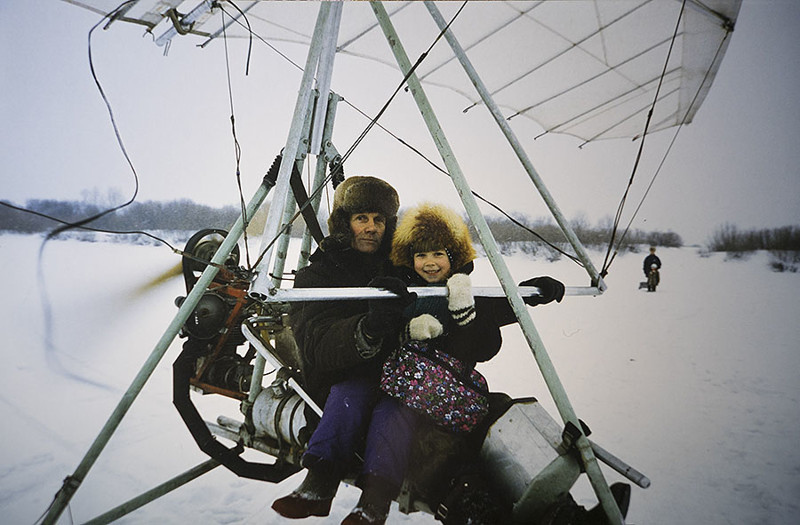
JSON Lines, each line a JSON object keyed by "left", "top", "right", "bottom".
{"left": 41, "top": 2, "right": 742, "bottom": 524}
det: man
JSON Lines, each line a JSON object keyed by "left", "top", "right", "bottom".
{"left": 272, "top": 176, "right": 415, "bottom": 525}
{"left": 643, "top": 246, "right": 662, "bottom": 292}
{"left": 643, "top": 246, "right": 661, "bottom": 278}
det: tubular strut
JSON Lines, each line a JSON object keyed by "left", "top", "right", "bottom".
{"left": 81, "top": 460, "right": 221, "bottom": 525}
{"left": 39, "top": 4, "right": 342, "bottom": 523}
{"left": 374, "top": 2, "right": 622, "bottom": 523}
{"left": 41, "top": 178, "right": 273, "bottom": 525}
{"left": 43, "top": 2, "right": 636, "bottom": 522}
{"left": 425, "top": 3, "right": 604, "bottom": 288}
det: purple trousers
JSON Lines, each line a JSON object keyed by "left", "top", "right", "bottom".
{"left": 303, "top": 377, "right": 417, "bottom": 490}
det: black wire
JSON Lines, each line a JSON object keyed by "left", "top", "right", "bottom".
{"left": 6, "top": 0, "right": 188, "bottom": 254}
{"left": 21, "top": 0, "right": 172, "bottom": 393}
{"left": 338, "top": 98, "right": 581, "bottom": 265}
{"left": 0, "top": 201, "right": 180, "bottom": 251}
{"left": 350, "top": 99, "right": 582, "bottom": 263}
{"left": 604, "top": 26, "right": 733, "bottom": 271}
{"left": 213, "top": 3, "right": 305, "bottom": 73}
{"left": 250, "top": 1, "right": 471, "bottom": 270}
{"left": 221, "top": 1, "right": 254, "bottom": 76}
{"left": 44, "top": 0, "right": 142, "bottom": 240}
{"left": 220, "top": 4, "right": 253, "bottom": 270}
{"left": 247, "top": 1, "right": 581, "bottom": 270}
{"left": 600, "top": 0, "right": 687, "bottom": 277}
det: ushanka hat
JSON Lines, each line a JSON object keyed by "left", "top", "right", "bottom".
{"left": 326, "top": 176, "right": 400, "bottom": 253}
{"left": 390, "top": 203, "right": 476, "bottom": 271}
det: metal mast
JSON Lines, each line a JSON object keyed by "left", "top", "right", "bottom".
{"left": 371, "top": 2, "right": 623, "bottom": 523}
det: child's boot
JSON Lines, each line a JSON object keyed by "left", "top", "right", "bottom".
{"left": 271, "top": 466, "right": 340, "bottom": 519}
{"left": 341, "top": 475, "right": 395, "bottom": 525}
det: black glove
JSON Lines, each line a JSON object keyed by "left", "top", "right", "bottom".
{"left": 519, "top": 276, "right": 565, "bottom": 306}
{"left": 362, "top": 276, "right": 416, "bottom": 339}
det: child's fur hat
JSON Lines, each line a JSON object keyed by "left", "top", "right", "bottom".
{"left": 326, "top": 176, "right": 399, "bottom": 253}
{"left": 391, "top": 203, "right": 476, "bottom": 270}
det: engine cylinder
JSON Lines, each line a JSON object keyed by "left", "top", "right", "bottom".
{"left": 252, "top": 382, "right": 308, "bottom": 448}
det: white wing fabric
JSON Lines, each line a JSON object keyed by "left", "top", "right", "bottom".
{"left": 62, "top": 0, "right": 742, "bottom": 143}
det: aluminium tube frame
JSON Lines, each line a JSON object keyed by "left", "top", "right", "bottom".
{"left": 42, "top": 5, "right": 344, "bottom": 523}
{"left": 424, "top": 1, "right": 605, "bottom": 292}
{"left": 41, "top": 178, "right": 274, "bottom": 525}
{"left": 297, "top": 93, "right": 342, "bottom": 270}
{"left": 246, "top": 2, "right": 342, "bottom": 408}
{"left": 82, "top": 460, "right": 221, "bottom": 525}
{"left": 250, "top": 0, "right": 341, "bottom": 300}
{"left": 425, "top": 3, "right": 623, "bottom": 522}
{"left": 261, "top": 285, "right": 600, "bottom": 302}
{"left": 371, "top": 3, "right": 622, "bottom": 524}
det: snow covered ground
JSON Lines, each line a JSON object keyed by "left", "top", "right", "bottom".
{"left": 1, "top": 233, "right": 798, "bottom": 524}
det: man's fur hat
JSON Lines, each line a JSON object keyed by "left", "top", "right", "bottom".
{"left": 326, "top": 176, "right": 400, "bottom": 254}
{"left": 391, "top": 203, "right": 476, "bottom": 271}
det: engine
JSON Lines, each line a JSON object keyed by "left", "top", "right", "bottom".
{"left": 171, "top": 229, "right": 306, "bottom": 482}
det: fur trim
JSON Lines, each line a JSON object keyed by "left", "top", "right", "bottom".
{"left": 327, "top": 176, "right": 399, "bottom": 236}
{"left": 390, "top": 203, "right": 476, "bottom": 270}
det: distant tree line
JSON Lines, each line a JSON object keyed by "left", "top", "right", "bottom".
{"left": 476, "top": 214, "right": 682, "bottom": 259}
{"left": 1, "top": 199, "right": 683, "bottom": 257}
{"left": 706, "top": 223, "right": 800, "bottom": 252}
{"left": 0, "top": 199, "right": 242, "bottom": 235}
{"left": 705, "top": 223, "right": 800, "bottom": 272}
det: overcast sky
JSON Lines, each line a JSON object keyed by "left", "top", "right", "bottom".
{"left": 2, "top": 1, "right": 799, "bottom": 245}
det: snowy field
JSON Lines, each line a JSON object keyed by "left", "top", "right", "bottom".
{"left": 1, "top": 233, "right": 798, "bottom": 524}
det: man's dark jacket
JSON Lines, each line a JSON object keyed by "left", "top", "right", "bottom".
{"left": 289, "top": 236, "right": 395, "bottom": 405}
{"left": 644, "top": 253, "right": 662, "bottom": 276}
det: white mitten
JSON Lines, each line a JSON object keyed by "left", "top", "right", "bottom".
{"left": 406, "top": 314, "right": 444, "bottom": 341}
{"left": 447, "top": 273, "right": 475, "bottom": 326}
{"left": 407, "top": 314, "right": 444, "bottom": 340}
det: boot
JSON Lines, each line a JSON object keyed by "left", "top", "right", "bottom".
{"left": 435, "top": 469, "right": 509, "bottom": 525}
{"left": 341, "top": 475, "right": 395, "bottom": 525}
{"left": 271, "top": 467, "right": 340, "bottom": 519}
{"left": 340, "top": 502, "right": 390, "bottom": 525}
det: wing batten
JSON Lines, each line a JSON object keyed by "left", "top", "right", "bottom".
{"left": 62, "top": 0, "right": 741, "bottom": 143}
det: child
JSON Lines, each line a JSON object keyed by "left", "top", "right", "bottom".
{"left": 343, "top": 203, "right": 565, "bottom": 524}
{"left": 389, "top": 202, "right": 566, "bottom": 372}
{"left": 388, "top": 202, "right": 503, "bottom": 380}
{"left": 335, "top": 203, "right": 499, "bottom": 525}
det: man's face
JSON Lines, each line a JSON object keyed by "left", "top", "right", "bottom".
{"left": 349, "top": 212, "right": 387, "bottom": 254}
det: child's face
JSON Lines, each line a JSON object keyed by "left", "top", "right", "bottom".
{"left": 413, "top": 249, "right": 451, "bottom": 283}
